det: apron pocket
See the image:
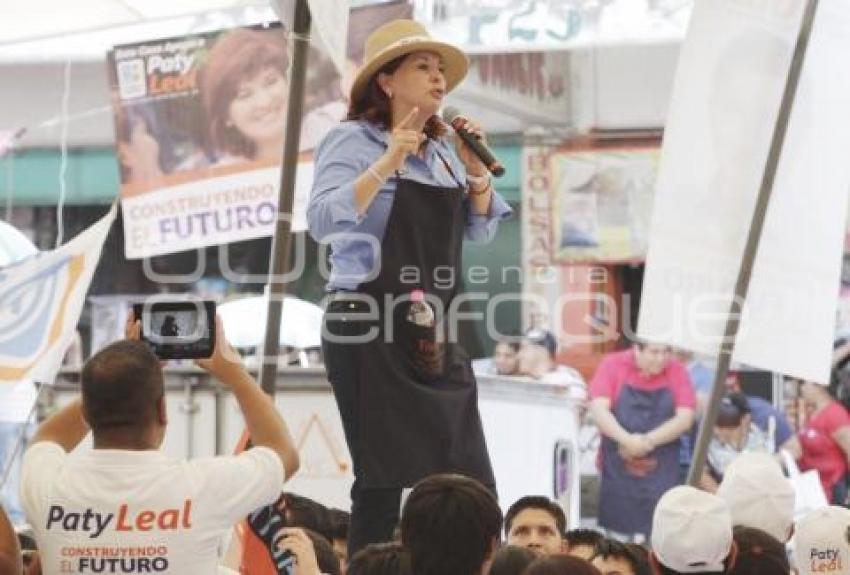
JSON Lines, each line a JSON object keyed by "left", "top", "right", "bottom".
{"left": 397, "top": 317, "right": 446, "bottom": 382}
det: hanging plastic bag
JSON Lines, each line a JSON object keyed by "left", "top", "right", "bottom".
{"left": 780, "top": 450, "right": 828, "bottom": 519}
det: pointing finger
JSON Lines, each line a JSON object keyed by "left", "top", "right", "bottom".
{"left": 398, "top": 106, "right": 419, "bottom": 129}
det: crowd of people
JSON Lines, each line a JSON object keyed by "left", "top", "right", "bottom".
{"left": 478, "top": 329, "right": 850, "bottom": 539}
{"left": 4, "top": 432, "right": 850, "bottom": 575}
{"left": 2, "top": 246, "right": 847, "bottom": 574}
{"left": 472, "top": 328, "right": 588, "bottom": 405}
{"left": 6, "top": 323, "right": 849, "bottom": 575}
{"left": 1, "top": 303, "right": 848, "bottom": 575}
{"left": 3, "top": 290, "right": 849, "bottom": 575}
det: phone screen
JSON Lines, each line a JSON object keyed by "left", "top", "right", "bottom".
{"left": 133, "top": 300, "right": 215, "bottom": 360}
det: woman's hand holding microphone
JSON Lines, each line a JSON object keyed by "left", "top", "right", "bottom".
{"left": 453, "top": 116, "right": 493, "bottom": 214}
{"left": 357, "top": 106, "right": 493, "bottom": 215}
{"left": 453, "top": 117, "right": 489, "bottom": 182}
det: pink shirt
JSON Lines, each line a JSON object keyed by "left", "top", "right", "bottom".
{"left": 589, "top": 349, "right": 696, "bottom": 410}
{"left": 799, "top": 401, "right": 850, "bottom": 502}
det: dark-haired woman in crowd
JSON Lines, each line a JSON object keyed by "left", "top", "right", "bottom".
{"left": 489, "top": 546, "right": 537, "bottom": 575}
{"left": 590, "top": 539, "right": 650, "bottom": 575}
{"left": 347, "top": 543, "right": 412, "bottom": 575}
{"left": 522, "top": 554, "right": 602, "bottom": 575}
{"left": 725, "top": 526, "right": 788, "bottom": 575}
{"left": 563, "top": 529, "right": 604, "bottom": 561}
{"left": 783, "top": 378, "right": 850, "bottom": 503}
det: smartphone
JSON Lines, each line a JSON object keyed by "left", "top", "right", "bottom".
{"left": 132, "top": 300, "right": 216, "bottom": 360}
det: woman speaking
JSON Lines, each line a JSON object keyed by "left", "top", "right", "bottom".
{"left": 307, "top": 19, "right": 511, "bottom": 554}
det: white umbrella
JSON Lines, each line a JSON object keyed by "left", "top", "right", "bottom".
{"left": 0, "top": 220, "right": 37, "bottom": 267}
{"left": 218, "top": 294, "right": 323, "bottom": 349}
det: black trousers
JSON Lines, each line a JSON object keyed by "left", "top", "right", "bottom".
{"left": 322, "top": 298, "right": 403, "bottom": 556}
{"left": 347, "top": 485, "right": 403, "bottom": 557}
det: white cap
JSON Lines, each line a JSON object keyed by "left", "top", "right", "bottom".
{"left": 652, "top": 486, "right": 733, "bottom": 573}
{"left": 717, "top": 452, "right": 795, "bottom": 542}
{"left": 793, "top": 506, "right": 850, "bottom": 575}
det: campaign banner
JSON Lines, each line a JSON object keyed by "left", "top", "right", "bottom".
{"left": 108, "top": 24, "right": 303, "bottom": 259}
{"left": 638, "top": 0, "right": 850, "bottom": 384}
{"left": 551, "top": 146, "right": 659, "bottom": 263}
{"left": 0, "top": 205, "right": 117, "bottom": 384}
{"left": 109, "top": 1, "right": 412, "bottom": 260}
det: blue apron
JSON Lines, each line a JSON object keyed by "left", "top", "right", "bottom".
{"left": 598, "top": 383, "right": 679, "bottom": 537}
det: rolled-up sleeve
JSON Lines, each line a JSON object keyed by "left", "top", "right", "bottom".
{"left": 20, "top": 442, "right": 66, "bottom": 520}
{"left": 465, "top": 190, "right": 513, "bottom": 243}
{"left": 307, "top": 125, "right": 370, "bottom": 243}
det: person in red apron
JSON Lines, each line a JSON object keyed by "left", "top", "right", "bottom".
{"left": 307, "top": 20, "right": 512, "bottom": 555}
{"left": 589, "top": 343, "right": 695, "bottom": 540}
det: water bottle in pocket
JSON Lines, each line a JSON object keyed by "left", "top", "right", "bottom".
{"left": 405, "top": 289, "right": 444, "bottom": 380}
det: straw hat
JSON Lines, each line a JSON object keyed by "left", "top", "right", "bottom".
{"left": 350, "top": 19, "right": 468, "bottom": 104}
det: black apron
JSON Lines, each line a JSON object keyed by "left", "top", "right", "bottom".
{"left": 329, "top": 175, "right": 495, "bottom": 489}
{"left": 598, "top": 384, "right": 679, "bottom": 537}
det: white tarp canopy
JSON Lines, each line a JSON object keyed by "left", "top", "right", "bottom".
{"left": 0, "top": 1, "right": 270, "bottom": 49}
{"left": 0, "top": 1, "right": 276, "bottom": 61}
{"left": 0, "top": 0, "right": 347, "bottom": 65}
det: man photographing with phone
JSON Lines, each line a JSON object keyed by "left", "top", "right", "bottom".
{"left": 19, "top": 314, "right": 299, "bottom": 575}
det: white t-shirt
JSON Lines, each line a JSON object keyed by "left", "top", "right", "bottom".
{"left": 21, "top": 443, "right": 284, "bottom": 575}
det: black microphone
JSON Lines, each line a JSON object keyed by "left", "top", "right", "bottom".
{"left": 442, "top": 106, "right": 505, "bottom": 177}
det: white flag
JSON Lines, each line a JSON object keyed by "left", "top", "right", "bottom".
{"left": 0, "top": 205, "right": 116, "bottom": 384}
{"left": 307, "top": 0, "right": 349, "bottom": 76}
{"left": 638, "top": 0, "right": 850, "bottom": 384}
{"left": 271, "top": 0, "right": 349, "bottom": 75}
{"left": 0, "top": 380, "right": 38, "bottom": 422}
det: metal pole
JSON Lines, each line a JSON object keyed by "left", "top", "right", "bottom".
{"left": 687, "top": 0, "right": 821, "bottom": 485}
{"left": 179, "top": 377, "right": 199, "bottom": 459}
{"left": 258, "top": 0, "right": 312, "bottom": 397}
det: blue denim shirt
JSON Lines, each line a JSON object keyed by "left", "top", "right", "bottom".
{"left": 307, "top": 120, "right": 512, "bottom": 290}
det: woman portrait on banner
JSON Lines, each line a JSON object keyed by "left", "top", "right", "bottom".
{"left": 307, "top": 19, "right": 512, "bottom": 555}
{"left": 200, "top": 27, "right": 289, "bottom": 164}
{"left": 782, "top": 378, "right": 850, "bottom": 505}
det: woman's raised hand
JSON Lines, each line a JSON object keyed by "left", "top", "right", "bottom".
{"left": 383, "top": 106, "right": 425, "bottom": 173}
